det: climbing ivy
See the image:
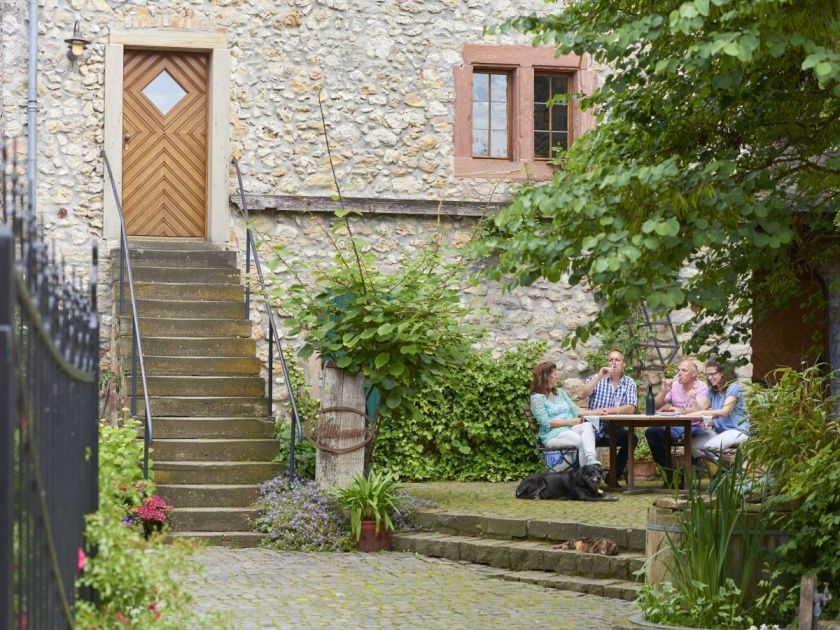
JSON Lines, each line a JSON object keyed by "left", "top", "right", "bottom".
{"left": 374, "top": 342, "right": 547, "bottom": 481}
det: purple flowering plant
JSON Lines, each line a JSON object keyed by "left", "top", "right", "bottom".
{"left": 254, "top": 476, "right": 355, "bottom": 551}
{"left": 254, "top": 475, "right": 434, "bottom": 551}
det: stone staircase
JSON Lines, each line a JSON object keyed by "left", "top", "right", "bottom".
{"left": 113, "top": 239, "right": 280, "bottom": 546}
{"left": 392, "top": 511, "right": 645, "bottom": 600}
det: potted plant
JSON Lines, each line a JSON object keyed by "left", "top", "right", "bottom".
{"left": 633, "top": 432, "right": 658, "bottom": 480}
{"left": 334, "top": 470, "right": 399, "bottom": 552}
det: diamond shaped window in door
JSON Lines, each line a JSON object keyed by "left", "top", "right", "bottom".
{"left": 141, "top": 70, "right": 187, "bottom": 115}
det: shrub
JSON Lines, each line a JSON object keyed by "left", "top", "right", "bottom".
{"left": 254, "top": 476, "right": 353, "bottom": 551}
{"left": 374, "top": 342, "right": 546, "bottom": 481}
{"left": 637, "top": 451, "right": 770, "bottom": 629}
{"left": 745, "top": 366, "right": 840, "bottom": 620}
{"left": 75, "top": 420, "right": 215, "bottom": 629}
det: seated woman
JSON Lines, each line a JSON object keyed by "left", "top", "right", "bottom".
{"left": 529, "top": 361, "right": 599, "bottom": 468}
{"left": 687, "top": 359, "right": 750, "bottom": 460}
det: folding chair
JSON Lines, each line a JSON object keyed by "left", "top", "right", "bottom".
{"left": 522, "top": 404, "right": 579, "bottom": 472}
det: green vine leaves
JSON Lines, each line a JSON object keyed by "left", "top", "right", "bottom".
{"left": 481, "top": 0, "right": 840, "bottom": 362}
{"left": 268, "top": 220, "right": 482, "bottom": 418}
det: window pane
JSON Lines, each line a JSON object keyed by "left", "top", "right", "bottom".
{"left": 534, "top": 131, "right": 550, "bottom": 158}
{"left": 550, "top": 75, "right": 568, "bottom": 96}
{"left": 473, "top": 132, "right": 489, "bottom": 157}
{"left": 533, "top": 103, "right": 549, "bottom": 131}
{"left": 490, "top": 74, "right": 508, "bottom": 102}
{"left": 552, "top": 131, "right": 568, "bottom": 152}
{"left": 473, "top": 73, "right": 489, "bottom": 102}
{"left": 552, "top": 104, "right": 568, "bottom": 132}
{"left": 490, "top": 102, "right": 507, "bottom": 131}
{"left": 490, "top": 130, "right": 508, "bottom": 158}
{"left": 473, "top": 102, "right": 488, "bottom": 130}
{"left": 534, "top": 75, "right": 550, "bottom": 103}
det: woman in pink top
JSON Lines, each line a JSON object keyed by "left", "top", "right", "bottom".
{"left": 645, "top": 360, "right": 709, "bottom": 486}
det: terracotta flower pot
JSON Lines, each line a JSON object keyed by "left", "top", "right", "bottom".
{"left": 357, "top": 519, "right": 390, "bottom": 552}
{"left": 633, "top": 460, "right": 658, "bottom": 480}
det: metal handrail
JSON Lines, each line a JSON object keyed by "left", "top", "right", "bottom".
{"left": 102, "top": 151, "right": 154, "bottom": 479}
{"left": 232, "top": 158, "right": 303, "bottom": 481}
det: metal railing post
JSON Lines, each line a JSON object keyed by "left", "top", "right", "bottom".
{"left": 233, "top": 158, "right": 305, "bottom": 483}
{"left": 131, "top": 323, "right": 138, "bottom": 417}
{"left": 0, "top": 225, "right": 14, "bottom": 630}
{"left": 245, "top": 230, "right": 251, "bottom": 319}
{"left": 268, "top": 317, "right": 274, "bottom": 419}
{"left": 288, "top": 409, "right": 297, "bottom": 482}
{"left": 103, "top": 151, "right": 154, "bottom": 478}
{"left": 119, "top": 240, "right": 125, "bottom": 316}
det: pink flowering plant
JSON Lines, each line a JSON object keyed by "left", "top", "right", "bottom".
{"left": 75, "top": 420, "right": 220, "bottom": 629}
{"left": 126, "top": 494, "right": 174, "bottom": 538}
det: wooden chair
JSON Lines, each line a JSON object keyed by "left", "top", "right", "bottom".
{"left": 522, "top": 404, "right": 579, "bottom": 472}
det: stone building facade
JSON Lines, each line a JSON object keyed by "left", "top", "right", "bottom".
{"left": 0, "top": 0, "right": 613, "bottom": 391}
{"left": 2, "top": 0, "right": 836, "bottom": 398}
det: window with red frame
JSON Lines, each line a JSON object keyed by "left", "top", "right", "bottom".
{"left": 453, "top": 45, "right": 596, "bottom": 180}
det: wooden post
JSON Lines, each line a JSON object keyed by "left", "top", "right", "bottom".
{"left": 315, "top": 364, "right": 366, "bottom": 487}
{"left": 800, "top": 574, "right": 816, "bottom": 630}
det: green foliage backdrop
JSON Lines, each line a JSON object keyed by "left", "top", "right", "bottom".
{"left": 374, "top": 342, "right": 546, "bottom": 481}
{"left": 479, "top": 0, "right": 840, "bottom": 363}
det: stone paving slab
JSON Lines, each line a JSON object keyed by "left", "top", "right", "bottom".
{"left": 187, "top": 547, "right": 638, "bottom": 629}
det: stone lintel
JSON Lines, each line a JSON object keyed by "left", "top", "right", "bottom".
{"left": 230, "top": 193, "right": 505, "bottom": 218}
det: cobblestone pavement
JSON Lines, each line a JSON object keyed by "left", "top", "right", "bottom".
{"left": 188, "top": 547, "right": 637, "bottom": 629}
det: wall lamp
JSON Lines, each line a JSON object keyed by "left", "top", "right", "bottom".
{"left": 64, "top": 21, "right": 91, "bottom": 62}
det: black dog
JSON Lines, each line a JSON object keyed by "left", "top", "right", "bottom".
{"left": 515, "top": 464, "right": 618, "bottom": 501}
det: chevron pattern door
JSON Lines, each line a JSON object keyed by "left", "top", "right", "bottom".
{"left": 123, "top": 50, "right": 208, "bottom": 237}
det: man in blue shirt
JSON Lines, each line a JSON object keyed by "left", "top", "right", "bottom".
{"left": 578, "top": 349, "right": 638, "bottom": 485}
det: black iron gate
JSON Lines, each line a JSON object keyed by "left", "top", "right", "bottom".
{"left": 1, "top": 140, "right": 99, "bottom": 629}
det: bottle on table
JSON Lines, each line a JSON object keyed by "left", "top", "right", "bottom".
{"left": 645, "top": 384, "right": 655, "bottom": 415}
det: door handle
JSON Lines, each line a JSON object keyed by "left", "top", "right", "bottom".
{"left": 123, "top": 132, "right": 131, "bottom": 144}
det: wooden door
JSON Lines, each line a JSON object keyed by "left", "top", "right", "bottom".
{"left": 122, "top": 50, "right": 208, "bottom": 237}
{"left": 751, "top": 271, "right": 829, "bottom": 383}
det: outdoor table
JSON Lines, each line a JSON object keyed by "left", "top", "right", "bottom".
{"left": 605, "top": 414, "right": 696, "bottom": 494}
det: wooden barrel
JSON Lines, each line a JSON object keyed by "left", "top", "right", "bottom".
{"left": 315, "top": 364, "right": 366, "bottom": 487}
{"left": 645, "top": 498, "right": 789, "bottom": 590}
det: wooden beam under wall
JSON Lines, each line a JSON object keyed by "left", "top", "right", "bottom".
{"left": 229, "top": 194, "right": 506, "bottom": 218}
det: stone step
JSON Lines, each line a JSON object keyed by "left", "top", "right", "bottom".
{"left": 172, "top": 531, "right": 264, "bottom": 547}
{"left": 139, "top": 356, "right": 261, "bottom": 376}
{"left": 147, "top": 417, "right": 275, "bottom": 439}
{"left": 169, "top": 507, "right": 257, "bottom": 532}
{"left": 121, "top": 336, "right": 256, "bottom": 358}
{"left": 157, "top": 483, "right": 261, "bottom": 508}
{"left": 131, "top": 375, "right": 264, "bottom": 397}
{"left": 154, "top": 461, "right": 282, "bottom": 484}
{"left": 135, "top": 299, "right": 245, "bottom": 320}
{"left": 413, "top": 511, "right": 646, "bottom": 552}
{"left": 391, "top": 531, "right": 645, "bottom": 583}
{"left": 114, "top": 248, "right": 237, "bottom": 268}
{"left": 129, "top": 282, "right": 243, "bottom": 301}
{"left": 140, "top": 396, "right": 267, "bottom": 417}
{"left": 124, "top": 239, "right": 224, "bottom": 251}
{"left": 472, "top": 565, "right": 641, "bottom": 601}
{"left": 152, "top": 438, "right": 277, "bottom": 462}
{"left": 120, "top": 317, "right": 251, "bottom": 338}
{"left": 111, "top": 262, "right": 241, "bottom": 284}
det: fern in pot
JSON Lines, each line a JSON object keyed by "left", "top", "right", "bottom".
{"left": 334, "top": 470, "right": 399, "bottom": 552}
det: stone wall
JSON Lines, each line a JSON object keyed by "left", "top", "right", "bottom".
{"left": 1, "top": 0, "right": 27, "bottom": 137}
{"left": 232, "top": 208, "right": 607, "bottom": 410}
{"left": 0, "top": 0, "right": 583, "bottom": 376}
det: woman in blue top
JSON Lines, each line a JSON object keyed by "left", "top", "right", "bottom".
{"left": 529, "top": 361, "right": 598, "bottom": 467}
{"left": 687, "top": 359, "right": 750, "bottom": 459}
